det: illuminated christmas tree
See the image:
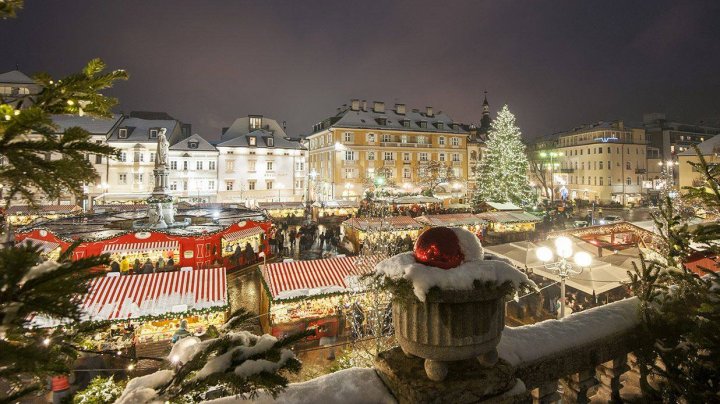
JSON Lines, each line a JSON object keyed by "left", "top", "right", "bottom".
{"left": 472, "top": 105, "right": 536, "bottom": 207}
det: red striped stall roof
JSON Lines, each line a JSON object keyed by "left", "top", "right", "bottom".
{"left": 82, "top": 267, "right": 227, "bottom": 321}
{"left": 262, "top": 256, "right": 381, "bottom": 300}
{"left": 17, "top": 238, "right": 61, "bottom": 253}
{"left": 223, "top": 226, "right": 264, "bottom": 242}
{"left": 102, "top": 240, "right": 179, "bottom": 254}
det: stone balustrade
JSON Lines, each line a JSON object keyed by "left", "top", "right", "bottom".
{"left": 376, "top": 297, "right": 646, "bottom": 403}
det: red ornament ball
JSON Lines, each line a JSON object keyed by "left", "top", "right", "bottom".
{"left": 414, "top": 227, "right": 464, "bottom": 270}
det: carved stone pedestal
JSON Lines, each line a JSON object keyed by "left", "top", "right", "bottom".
{"left": 375, "top": 347, "right": 528, "bottom": 404}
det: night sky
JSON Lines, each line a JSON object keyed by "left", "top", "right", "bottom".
{"left": 2, "top": 0, "right": 719, "bottom": 140}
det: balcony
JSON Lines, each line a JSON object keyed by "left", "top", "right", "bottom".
{"left": 342, "top": 160, "right": 357, "bottom": 167}
{"left": 561, "top": 168, "right": 575, "bottom": 173}
{"left": 635, "top": 168, "right": 647, "bottom": 174}
{"left": 380, "top": 142, "right": 422, "bottom": 148}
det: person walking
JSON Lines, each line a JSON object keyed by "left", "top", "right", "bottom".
{"left": 119, "top": 256, "right": 130, "bottom": 275}
{"left": 276, "top": 232, "right": 285, "bottom": 257}
{"left": 289, "top": 228, "right": 297, "bottom": 254}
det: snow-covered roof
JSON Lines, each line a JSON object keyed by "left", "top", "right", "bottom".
{"left": 0, "top": 70, "right": 34, "bottom": 84}
{"left": 485, "top": 201, "right": 522, "bottom": 211}
{"left": 51, "top": 113, "right": 122, "bottom": 135}
{"left": 170, "top": 133, "right": 218, "bottom": 152}
{"left": 215, "top": 128, "right": 302, "bottom": 150}
{"left": 108, "top": 114, "right": 184, "bottom": 144}
{"left": 392, "top": 195, "right": 442, "bottom": 205}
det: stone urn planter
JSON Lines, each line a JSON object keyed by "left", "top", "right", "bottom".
{"left": 393, "top": 286, "right": 506, "bottom": 381}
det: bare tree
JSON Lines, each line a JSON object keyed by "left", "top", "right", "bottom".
{"left": 417, "top": 160, "right": 456, "bottom": 196}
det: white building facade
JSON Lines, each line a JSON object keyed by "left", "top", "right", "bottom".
{"left": 215, "top": 115, "right": 306, "bottom": 205}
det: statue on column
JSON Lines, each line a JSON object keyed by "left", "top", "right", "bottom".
{"left": 156, "top": 128, "right": 169, "bottom": 169}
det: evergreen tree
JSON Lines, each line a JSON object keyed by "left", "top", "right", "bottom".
{"left": 629, "top": 146, "right": 720, "bottom": 402}
{"left": 472, "top": 105, "right": 536, "bottom": 207}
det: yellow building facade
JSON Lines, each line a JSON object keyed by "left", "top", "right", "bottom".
{"left": 306, "top": 100, "right": 469, "bottom": 201}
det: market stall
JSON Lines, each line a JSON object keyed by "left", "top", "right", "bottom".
{"left": 5, "top": 205, "right": 82, "bottom": 226}
{"left": 259, "top": 256, "right": 378, "bottom": 340}
{"left": 221, "top": 225, "right": 265, "bottom": 258}
{"left": 341, "top": 216, "right": 423, "bottom": 253}
{"left": 81, "top": 267, "right": 228, "bottom": 344}
{"left": 258, "top": 202, "right": 306, "bottom": 221}
{"left": 313, "top": 200, "right": 359, "bottom": 221}
{"left": 101, "top": 237, "right": 181, "bottom": 272}
{"left": 476, "top": 211, "right": 541, "bottom": 244}
{"left": 415, "top": 213, "right": 487, "bottom": 236}
{"left": 16, "top": 237, "right": 63, "bottom": 261}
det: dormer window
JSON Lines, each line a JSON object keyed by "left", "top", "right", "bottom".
{"left": 118, "top": 128, "right": 128, "bottom": 139}
{"left": 436, "top": 122, "right": 444, "bottom": 130}
{"left": 249, "top": 136, "right": 257, "bottom": 146}
{"left": 376, "top": 118, "right": 387, "bottom": 126}
{"left": 188, "top": 141, "right": 199, "bottom": 149}
{"left": 249, "top": 116, "right": 263, "bottom": 130}
{"left": 402, "top": 120, "right": 410, "bottom": 128}
{"left": 419, "top": 121, "right": 427, "bottom": 129}
{"left": 267, "top": 137, "right": 274, "bottom": 147}
{"left": 149, "top": 128, "right": 159, "bottom": 139}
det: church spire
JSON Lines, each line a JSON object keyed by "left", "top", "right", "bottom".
{"left": 480, "top": 90, "right": 491, "bottom": 133}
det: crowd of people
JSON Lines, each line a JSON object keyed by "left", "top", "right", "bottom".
{"left": 108, "top": 254, "right": 175, "bottom": 275}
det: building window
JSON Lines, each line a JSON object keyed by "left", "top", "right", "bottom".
{"left": 183, "top": 180, "right": 188, "bottom": 191}
{"left": 295, "top": 179, "right": 304, "bottom": 189}
{"left": 598, "top": 147, "right": 603, "bottom": 154}
{"left": 196, "top": 161, "right": 203, "bottom": 170}
{"left": 183, "top": 161, "right": 188, "bottom": 170}
{"left": 626, "top": 161, "right": 631, "bottom": 170}
{"left": 451, "top": 137, "right": 460, "bottom": 147}
{"left": 344, "top": 132, "right": 353, "bottom": 143}
{"left": 417, "top": 135, "right": 426, "bottom": 144}
{"left": 226, "top": 160, "right": 234, "bottom": 171}
{"left": 267, "top": 161, "right": 274, "bottom": 171}
{"left": 438, "top": 137, "right": 445, "bottom": 146}
{"left": 209, "top": 161, "right": 216, "bottom": 170}
{"left": 226, "top": 181, "right": 234, "bottom": 191}
{"left": 188, "top": 141, "right": 199, "bottom": 149}
{"left": 367, "top": 151, "right": 375, "bottom": 161}
{"left": 267, "top": 137, "right": 274, "bottom": 147}
{"left": 95, "top": 154, "right": 102, "bottom": 164}
{"left": 402, "top": 120, "right": 410, "bottom": 128}
{"left": 266, "top": 181, "right": 273, "bottom": 190}
{"left": 149, "top": 129, "right": 158, "bottom": 139}
{"left": 367, "top": 133, "right": 376, "bottom": 143}
{"left": 119, "top": 173, "right": 127, "bottom": 184}
{"left": 404, "top": 152, "right": 411, "bottom": 162}
{"left": 439, "top": 153, "right": 446, "bottom": 162}
{"left": 249, "top": 137, "right": 256, "bottom": 146}
{"left": 248, "top": 160, "right": 256, "bottom": 171}
{"left": 168, "top": 181, "right": 176, "bottom": 190}
{"left": 208, "top": 180, "right": 215, "bottom": 190}
{"left": 626, "top": 177, "right": 631, "bottom": 185}
{"left": 599, "top": 161, "right": 603, "bottom": 170}
{"left": 344, "top": 168, "right": 355, "bottom": 179}
{"left": 452, "top": 153, "right": 460, "bottom": 162}
{"left": 419, "top": 152, "right": 428, "bottom": 161}
{"left": 170, "top": 160, "right": 177, "bottom": 170}
{"left": 345, "top": 151, "right": 355, "bottom": 160}
{"left": 133, "top": 173, "right": 143, "bottom": 184}
{"left": 296, "top": 161, "right": 304, "bottom": 171}
{"left": 419, "top": 121, "right": 427, "bottom": 128}
{"left": 118, "top": 128, "right": 128, "bottom": 139}
{"left": 134, "top": 152, "right": 142, "bottom": 162}
{"left": 250, "top": 116, "right": 262, "bottom": 130}
{"left": 382, "top": 134, "right": 392, "bottom": 142}
{"left": 403, "top": 167, "right": 411, "bottom": 179}
{"left": 149, "top": 152, "right": 155, "bottom": 162}
{"left": 384, "top": 152, "right": 393, "bottom": 161}
{"left": 119, "top": 152, "right": 127, "bottom": 162}
{"left": 599, "top": 177, "right": 603, "bottom": 185}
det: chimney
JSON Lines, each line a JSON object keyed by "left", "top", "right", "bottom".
{"left": 426, "top": 106, "right": 433, "bottom": 117}
{"left": 373, "top": 101, "right": 385, "bottom": 113}
{"left": 395, "top": 103, "right": 406, "bottom": 115}
{"left": 362, "top": 100, "right": 367, "bottom": 111}
{"left": 350, "top": 99, "right": 360, "bottom": 111}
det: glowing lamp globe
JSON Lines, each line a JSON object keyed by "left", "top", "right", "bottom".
{"left": 574, "top": 251, "right": 592, "bottom": 267}
{"left": 554, "top": 236, "right": 573, "bottom": 258}
{"left": 414, "top": 227, "right": 464, "bottom": 270}
{"left": 536, "top": 246, "right": 554, "bottom": 262}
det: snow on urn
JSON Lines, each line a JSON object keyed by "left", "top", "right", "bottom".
{"left": 374, "top": 227, "right": 534, "bottom": 382}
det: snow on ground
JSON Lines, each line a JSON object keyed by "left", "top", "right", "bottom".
{"left": 498, "top": 297, "right": 640, "bottom": 366}
{"left": 375, "top": 251, "right": 533, "bottom": 301}
{"left": 204, "top": 367, "right": 396, "bottom": 404}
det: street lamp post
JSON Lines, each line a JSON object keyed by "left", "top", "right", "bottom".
{"left": 536, "top": 236, "right": 592, "bottom": 318}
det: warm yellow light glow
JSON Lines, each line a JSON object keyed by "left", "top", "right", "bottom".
{"left": 574, "top": 251, "right": 592, "bottom": 267}
{"left": 536, "top": 246, "right": 554, "bottom": 262}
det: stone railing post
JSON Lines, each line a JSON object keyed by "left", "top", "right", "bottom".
{"left": 595, "top": 355, "right": 628, "bottom": 403}
{"left": 560, "top": 369, "right": 596, "bottom": 404}
{"left": 531, "top": 380, "right": 559, "bottom": 404}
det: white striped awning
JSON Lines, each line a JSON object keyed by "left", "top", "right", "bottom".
{"left": 223, "top": 226, "right": 264, "bottom": 243}
{"left": 102, "top": 240, "right": 179, "bottom": 254}
{"left": 81, "top": 267, "right": 227, "bottom": 321}
{"left": 18, "top": 238, "right": 61, "bottom": 253}
{"left": 261, "top": 256, "right": 381, "bottom": 300}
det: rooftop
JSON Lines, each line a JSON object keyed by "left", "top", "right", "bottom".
{"left": 0, "top": 70, "right": 34, "bottom": 84}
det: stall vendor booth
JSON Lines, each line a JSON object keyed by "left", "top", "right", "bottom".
{"left": 220, "top": 225, "right": 266, "bottom": 263}
{"left": 81, "top": 267, "right": 228, "bottom": 346}
{"left": 258, "top": 202, "right": 306, "bottom": 221}
{"left": 341, "top": 216, "right": 423, "bottom": 254}
{"left": 15, "top": 228, "right": 70, "bottom": 261}
{"left": 313, "top": 200, "right": 359, "bottom": 222}
{"left": 415, "top": 213, "right": 487, "bottom": 236}
{"left": 259, "top": 256, "right": 377, "bottom": 341}
{"left": 5, "top": 205, "right": 82, "bottom": 226}
{"left": 476, "top": 211, "right": 542, "bottom": 244}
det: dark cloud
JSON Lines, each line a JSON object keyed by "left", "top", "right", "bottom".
{"left": 1, "top": 0, "right": 719, "bottom": 140}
